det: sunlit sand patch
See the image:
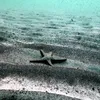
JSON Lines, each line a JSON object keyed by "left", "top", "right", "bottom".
{"left": 0, "top": 76, "right": 100, "bottom": 100}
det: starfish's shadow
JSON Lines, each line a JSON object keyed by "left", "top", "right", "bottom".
{"left": 30, "top": 60, "right": 48, "bottom": 65}
{"left": 30, "top": 59, "right": 66, "bottom": 66}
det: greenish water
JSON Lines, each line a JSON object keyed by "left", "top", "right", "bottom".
{"left": 0, "top": 0, "right": 100, "bottom": 15}
{"left": 0, "top": 0, "right": 100, "bottom": 69}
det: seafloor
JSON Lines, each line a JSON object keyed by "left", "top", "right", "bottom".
{"left": 0, "top": 10, "right": 100, "bottom": 100}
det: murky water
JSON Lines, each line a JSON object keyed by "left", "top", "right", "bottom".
{"left": 0, "top": 10, "right": 100, "bottom": 51}
{"left": 0, "top": 1, "right": 100, "bottom": 99}
{"left": 0, "top": 0, "right": 100, "bottom": 50}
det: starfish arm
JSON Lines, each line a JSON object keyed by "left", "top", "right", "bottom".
{"left": 41, "top": 57, "right": 47, "bottom": 60}
{"left": 40, "top": 49, "right": 45, "bottom": 57}
{"left": 47, "top": 60, "right": 53, "bottom": 66}
{"left": 52, "top": 57, "right": 67, "bottom": 62}
{"left": 49, "top": 52, "right": 53, "bottom": 56}
{"left": 54, "top": 58, "right": 66, "bottom": 61}
{"left": 52, "top": 55, "right": 66, "bottom": 60}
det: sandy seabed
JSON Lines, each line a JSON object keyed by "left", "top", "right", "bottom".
{"left": 0, "top": 43, "right": 100, "bottom": 100}
{"left": 0, "top": 10, "right": 100, "bottom": 100}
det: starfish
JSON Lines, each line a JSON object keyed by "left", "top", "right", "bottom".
{"left": 30, "top": 49, "right": 67, "bottom": 66}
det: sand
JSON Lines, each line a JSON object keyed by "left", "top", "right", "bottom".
{"left": 0, "top": 43, "right": 100, "bottom": 100}
{"left": 0, "top": 10, "right": 100, "bottom": 100}
{"left": 0, "top": 90, "right": 80, "bottom": 100}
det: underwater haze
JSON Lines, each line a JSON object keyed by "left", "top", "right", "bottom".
{"left": 0, "top": 1, "right": 100, "bottom": 100}
{"left": 0, "top": 0, "right": 100, "bottom": 15}
{"left": 0, "top": 0, "right": 100, "bottom": 50}
{"left": 0, "top": 0, "right": 100, "bottom": 48}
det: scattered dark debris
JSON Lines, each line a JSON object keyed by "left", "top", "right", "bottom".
{"left": 92, "top": 87, "right": 95, "bottom": 91}
{"left": 75, "top": 90, "right": 79, "bottom": 93}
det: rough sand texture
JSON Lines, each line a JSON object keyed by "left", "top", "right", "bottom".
{"left": 0, "top": 44, "right": 100, "bottom": 100}
{"left": 0, "top": 90, "right": 80, "bottom": 100}
{"left": 15, "top": 42, "right": 100, "bottom": 65}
